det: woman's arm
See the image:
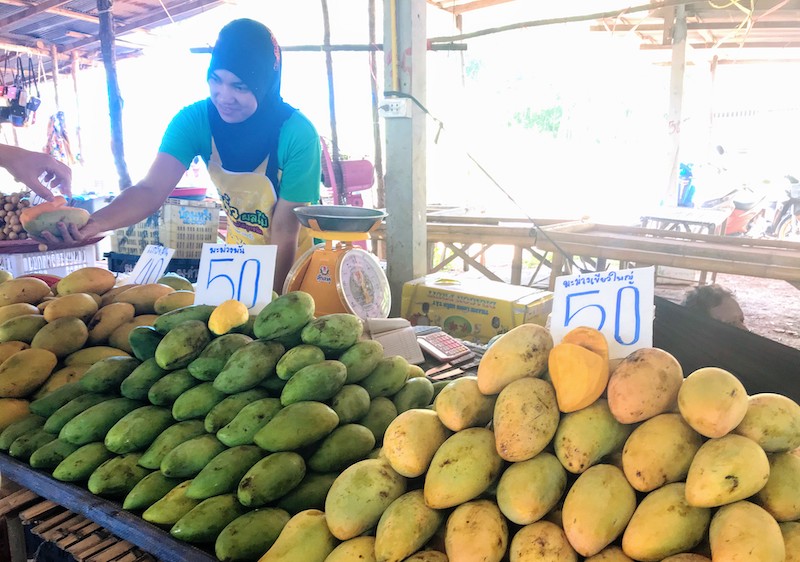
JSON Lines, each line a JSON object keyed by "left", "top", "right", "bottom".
{"left": 270, "top": 198, "right": 304, "bottom": 294}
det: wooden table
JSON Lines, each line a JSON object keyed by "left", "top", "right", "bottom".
{"left": 640, "top": 206, "right": 731, "bottom": 236}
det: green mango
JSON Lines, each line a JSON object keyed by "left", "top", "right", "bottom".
{"left": 393, "top": 377, "right": 435, "bottom": 413}
{"left": 142, "top": 480, "right": 200, "bottom": 526}
{"left": 154, "top": 320, "right": 212, "bottom": 370}
{"left": 29, "top": 438, "right": 81, "bottom": 470}
{"left": 432, "top": 380, "right": 451, "bottom": 401}
{"left": 254, "top": 401, "right": 338, "bottom": 452}
{"left": 213, "top": 340, "right": 284, "bottom": 394}
{"left": 0, "top": 314, "right": 47, "bottom": 344}
{"left": 153, "top": 304, "right": 216, "bottom": 335}
{"left": 204, "top": 388, "right": 270, "bottom": 433}
{"left": 300, "top": 313, "right": 364, "bottom": 355}
{"left": 172, "top": 382, "right": 227, "bottom": 421}
{"left": 88, "top": 453, "right": 150, "bottom": 497}
{"left": 330, "top": 385, "right": 371, "bottom": 424}
{"left": 307, "top": 424, "right": 376, "bottom": 473}
{"left": 156, "top": 273, "right": 194, "bottom": 293}
{"left": 59, "top": 398, "right": 143, "bottom": 446}
{"left": 104, "top": 406, "right": 175, "bottom": 454}
{"left": 338, "top": 340, "right": 384, "bottom": 383}
{"left": 138, "top": 420, "right": 206, "bottom": 470}
{"left": 187, "top": 333, "right": 253, "bottom": 381}
{"left": 275, "top": 472, "right": 339, "bottom": 515}
{"left": 128, "top": 325, "right": 163, "bottom": 361}
{"left": 260, "top": 375, "right": 287, "bottom": 394}
{"left": 214, "top": 508, "right": 290, "bottom": 562}
{"left": 147, "top": 369, "right": 199, "bottom": 407}
{"left": 43, "top": 393, "right": 115, "bottom": 435}
{"left": 275, "top": 345, "right": 326, "bottom": 381}
{"left": 9, "top": 428, "right": 56, "bottom": 461}
{"left": 0, "top": 415, "right": 45, "bottom": 450}
{"left": 171, "top": 494, "right": 246, "bottom": 544}
{"left": 52, "top": 442, "right": 114, "bottom": 482}
{"left": 280, "top": 360, "right": 347, "bottom": 406}
{"left": 120, "top": 357, "right": 168, "bottom": 400}
{"left": 216, "top": 398, "right": 283, "bottom": 447}
{"left": 123, "top": 471, "right": 183, "bottom": 511}
{"left": 252, "top": 292, "right": 315, "bottom": 341}
{"left": 160, "top": 434, "right": 226, "bottom": 478}
{"left": 237, "top": 452, "right": 306, "bottom": 507}
{"left": 29, "top": 381, "right": 85, "bottom": 417}
{"left": 358, "top": 397, "right": 398, "bottom": 443}
{"left": 186, "top": 445, "right": 264, "bottom": 500}
{"left": 360, "top": 356, "right": 410, "bottom": 399}
{"left": 79, "top": 356, "right": 141, "bottom": 393}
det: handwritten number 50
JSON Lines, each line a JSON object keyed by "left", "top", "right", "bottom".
{"left": 206, "top": 258, "right": 262, "bottom": 309}
{"left": 564, "top": 287, "right": 641, "bottom": 345}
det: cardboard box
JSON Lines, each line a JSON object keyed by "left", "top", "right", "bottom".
{"left": 401, "top": 274, "right": 553, "bottom": 344}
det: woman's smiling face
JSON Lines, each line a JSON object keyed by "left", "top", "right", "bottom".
{"left": 209, "top": 69, "right": 258, "bottom": 123}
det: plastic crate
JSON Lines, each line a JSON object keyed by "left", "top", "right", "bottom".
{"left": 105, "top": 252, "right": 200, "bottom": 283}
{"left": 0, "top": 245, "right": 95, "bottom": 277}
{"left": 110, "top": 198, "right": 220, "bottom": 259}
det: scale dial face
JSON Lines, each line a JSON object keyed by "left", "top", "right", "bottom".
{"left": 336, "top": 248, "right": 391, "bottom": 319}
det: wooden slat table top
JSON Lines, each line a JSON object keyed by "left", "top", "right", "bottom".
{"left": 0, "top": 454, "right": 217, "bottom": 562}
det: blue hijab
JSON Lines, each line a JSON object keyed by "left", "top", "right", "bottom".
{"left": 207, "top": 19, "right": 295, "bottom": 192}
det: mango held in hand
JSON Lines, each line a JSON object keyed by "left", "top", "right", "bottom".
{"left": 20, "top": 196, "right": 90, "bottom": 239}
{"left": 476, "top": 323, "right": 552, "bottom": 395}
{"left": 208, "top": 299, "right": 249, "bottom": 336}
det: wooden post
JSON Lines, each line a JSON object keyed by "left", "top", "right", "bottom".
{"left": 97, "top": 0, "right": 132, "bottom": 189}
{"left": 50, "top": 44, "right": 60, "bottom": 109}
{"left": 320, "top": 0, "right": 346, "bottom": 205}
{"left": 70, "top": 53, "right": 84, "bottom": 162}
{"left": 369, "top": 0, "right": 386, "bottom": 210}
{"left": 664, "top": 4, "right": 687, "bottom": 206}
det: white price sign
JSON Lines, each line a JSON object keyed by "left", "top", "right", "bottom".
{"left": 125, "top": 245, "right": 175, "bottom": 285}
{"left": 550, "top": 266, "right": 655, "bottom": 359}
{"left": 195, "top": 244, "right": 276, "bottom": 314}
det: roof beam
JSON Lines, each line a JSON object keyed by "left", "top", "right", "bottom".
{"left": 0, "top": 0, "right": 98, "bottom": 24}
{"left": 427, "top": 0, "right": 517, "bottom": 15}
{"left": 591, "top": 21, "right": 800, "bottom": 31}
{"left": 0, "top": 0, "right": 71, "bottom": 31}
{"left": 641, "top": 40, "right": 800, "bottom": 48}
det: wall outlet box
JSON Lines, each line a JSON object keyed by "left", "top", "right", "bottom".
{"left": 379, "top": 97, "right": 411, "bottom": 118}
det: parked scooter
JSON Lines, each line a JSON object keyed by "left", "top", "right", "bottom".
{"left": 767, "top": 175, "right": 800, "bottom": 240}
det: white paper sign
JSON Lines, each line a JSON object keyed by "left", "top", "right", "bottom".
{"left": 550, "top": 266, "right": 655, "bottom": 359}
{"left": 125, "top": 245, "right": 175, "bottom": 285}
{"left": 195, "top": 244, "right": 277, "bottom": 314}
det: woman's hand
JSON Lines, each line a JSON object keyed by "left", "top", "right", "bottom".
{"left": 0, "top": 146, "right": 72, "bottom": 200}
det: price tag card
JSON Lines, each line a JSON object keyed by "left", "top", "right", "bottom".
{"left": 550, "top": 266, "right": 655, "bottom": 359}
{"left": 124, "top": 245, "right": 175, "bottom": 285}
{"left": 195, "top": 244, "right": 276, "bottom": 314}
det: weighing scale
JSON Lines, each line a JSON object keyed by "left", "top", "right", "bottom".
{"left": 283, "top": 206, "right": 391, "bottom": 319}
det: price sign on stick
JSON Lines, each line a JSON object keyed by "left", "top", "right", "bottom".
{"left": 195, "top": 244, "right": 276, "bottom": 314}
{"left": 125, "top": 245, "right": 175, "bottom": 285}
{"left": 550, "top": 266, "right": 655, "bottom": 359}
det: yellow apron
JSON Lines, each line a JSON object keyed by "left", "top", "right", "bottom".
{"left": 207, "top": 139, "right": 311, "bottom": 251}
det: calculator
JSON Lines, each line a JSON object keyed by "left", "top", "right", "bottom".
{"left": 417, "top": 331, "right": 473, "bottom": 362}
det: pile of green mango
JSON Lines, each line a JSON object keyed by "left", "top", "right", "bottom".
{"left": 0, "top": 289, "right": 441, "bottom": 562}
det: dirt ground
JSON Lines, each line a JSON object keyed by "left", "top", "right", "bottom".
{"left": 654, "top": 273, "right": 800, "bottom": 351}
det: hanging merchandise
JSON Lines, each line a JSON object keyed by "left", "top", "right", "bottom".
{"left": 0, "top": 56, "right": 41, "bottom": 127}
{"left": 45, "top": 111, "right": 75, "bottom": 165}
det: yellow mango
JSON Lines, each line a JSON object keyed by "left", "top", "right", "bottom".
{"left": 0, "top": 398, "right": 30, "bottom": 432}
{"left": 0, "top": 277, "right": 51, "bottom": 307}
{"left": 0, "top": 348, "right": 58, "bottom": 397}
{"left": 735, "top": 393, "right": 800, "bottom": 452}
{"left": 621, "top": 483, "right": 711, "bottom": 561}
{"left": 548, "top": 341, "right": 609, "bottom": 413}
{"left": 0, "top": 303, "right": 39, "bottom": 325}
{"left": 56, "top": 267, "right": 116, "bottom": 296}
{"left": 780, "top": 522, "right": 800, "bottom": 562}
{"left": 561, "top": 464, "right": 636, "bottom": 557}
{"left": 258, "top": 509, "right": 337, "bottom": 562}
{"left": 660, "top": 555, "right": 711, "bottom": 562}
{"left": 509, "top": 521, "right": 578, "bottom": 562}
{"left": 30, "top": 317, "right": 88, "bottom": 358}
{"left": 709, "top": 501, "right": 784, "bottom": 562}
{"left": 496, "top": 452, "right": 567, "bottom": 525}
{"left": 324, "top": 536, "right": 376, "bottom": 562}
{"left": 153, "top": 290, "right": 195, "bottom": 314}
{"left": 476, "top": 323, "right": 553, "bottom": 395}
{"left": 493, "top": 377, "right": 560, "bottom": 462}
{"left": 36, "top": 299, "right": 54, "bottom": 313}
{"left": 685, "top": 434, "right": 770, "bottom": 508}
{"left": 756, "top": 452, "right": 800, "bottom": 522}
{"left": 114, "top": 283, "right": 175, "bottom": 315}
{"left": 677, "top": 366, "right": 748, "bottom": 438}
{"left": 424, "top": 427, "right": 503, "bottom": 509}
{"left": 404, "top": 552, "right": 448, "bottom": 562}
{"left": 376, "top": 490, "right": 445, "bottom": 562}
{"left": 100, "top": 284, "right": 134, "bottom": 307}
{"left": 606, "top": 347, "right": 683, "bottom": 424}
{"left": 433, "top": 375, "right": 496, "bottom": 432}
{"left": 553, "top": 399, "right": 631, "bottom": 474}
{"left": 43, "top": 293, "right": 98, "bottom": 323}
{"left": 86, "top": 302, "right": 136, "bottom": 346}
{"left": 621, "top": 413, "right": 704, "bottom": 492}
{"left": 64, "top": 345, "right": 131, "bottom": 366}
{"left": 208, "top": 299, "right": 249, "bottom": 336}
{"left": 382, "top": 409, "right": 451, "bottom": 478}
{"left": 0, "top": 340, "right": 29, "bottom": 364}
{"left": 32, "top": 365, "right": 90, "bottom": 398}
{"left": 444, "top": 500, "right": 507, "bottom": 562}
{"left": 585, "top": 547, "right": 634, "bottom": 561}
{"left": 407, "top": 364, "right": 425, "bottom": 379}
{"left": 85, "top": 293, "right": 103, "bottom": 307}
{"left": 108, "top": 315, "right": 159, "bottom": 353}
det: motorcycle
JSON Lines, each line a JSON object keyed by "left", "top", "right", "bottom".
{"left": 767, "top": 175, "right": 800, "bottom": 240}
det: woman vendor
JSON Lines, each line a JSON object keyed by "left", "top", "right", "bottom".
{"left": 45, "top": 18, "right": 321, "bottom": 292}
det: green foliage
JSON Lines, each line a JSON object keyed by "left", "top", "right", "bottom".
{"left": 511, "top": 105, "right": 563, "bottom": 136}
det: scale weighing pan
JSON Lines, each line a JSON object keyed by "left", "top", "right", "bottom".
{"left": 294, "top": 205, "right": 387, "bottom": 232}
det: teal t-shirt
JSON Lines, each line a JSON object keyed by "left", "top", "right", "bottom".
{"left": 158, "top": 100, "right": 321, "bottom": 203}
